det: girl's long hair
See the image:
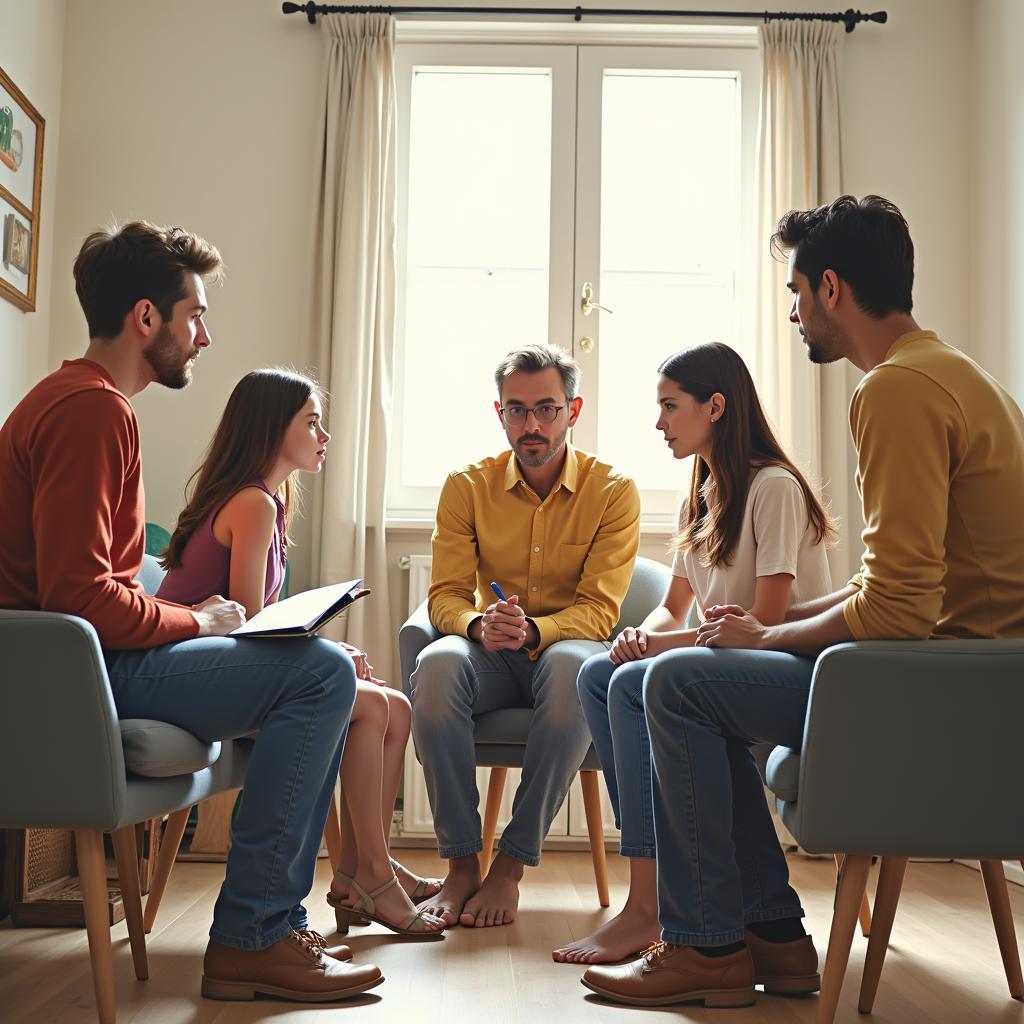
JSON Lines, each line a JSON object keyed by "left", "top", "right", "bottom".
{"left": 662, "top": 343, "right": 835, "bottom": 568}
{"left": 161, "top": 369, "right": 320, "bottom": 570}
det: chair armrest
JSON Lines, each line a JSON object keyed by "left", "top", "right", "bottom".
{"left": 787, "top": 639, "right": 1024, "bottom": 859}
{"left": 0, "top": 610, "right": 128, "bottom": 830}
{"left": 398, "top": 600, "right": 441, "bottom": 698}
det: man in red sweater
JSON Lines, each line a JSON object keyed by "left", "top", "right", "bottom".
{"left": 0, "top": 222, "right": 382, "bottom": 1003}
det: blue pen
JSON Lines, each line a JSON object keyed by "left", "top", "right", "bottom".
{"left": 489, "top": 581, "right": 509, "bottom": 602}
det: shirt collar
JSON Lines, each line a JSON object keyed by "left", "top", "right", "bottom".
{"left": 503, "top": 443, "right": 579, "bottom": 494}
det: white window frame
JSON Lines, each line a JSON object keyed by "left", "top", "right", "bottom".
{"left": 388, "top": 23, "right": 759, "bottom": 524}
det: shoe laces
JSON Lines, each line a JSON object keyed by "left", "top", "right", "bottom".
{"left": 641, "top": 940, "right": 685, "bottom": 968}
{"left": 642, "top": 941, "right": 669, "bottom": 964}
{"left": 291, "top": 929, "right": 328, "bottom": 960}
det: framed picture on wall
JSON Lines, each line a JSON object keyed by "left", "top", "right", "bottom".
{"left": 0, "top": 64, "right": 45, "bottom": 312}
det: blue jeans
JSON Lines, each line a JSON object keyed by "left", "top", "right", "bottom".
{"left": 642, "top": 647, "right": 814, "bottom": 946}
{"left": 410, "top": 635, "right": 608, "bottom": 866}
{"left": 577, "top": 654, "right": 656, "bottom": 858}
{"left": 104, "top": 635, "right": 356, "bottom": 951}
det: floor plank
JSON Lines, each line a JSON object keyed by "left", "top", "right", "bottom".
{"left": 1, "top": 852, "right": 1022, "bottom": 1023}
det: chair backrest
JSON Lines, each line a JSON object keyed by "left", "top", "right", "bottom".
{"left": 0, "top": 609, "right": 129, "bottom": 829}
{"left": 611, "top": 556, "right": 672, "bottom": 637}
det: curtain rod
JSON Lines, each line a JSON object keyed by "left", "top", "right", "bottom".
{"left": 282, "top": 3, "right": 887, "bottom": 33}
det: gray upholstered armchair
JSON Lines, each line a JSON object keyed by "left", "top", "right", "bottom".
{"left": 0, "top": 554, "right": 251, "bottom": 1024}
{"left": 399, "top": 554, "right": 672, "bottom": 907}
{"left": 764, "top": 639, "right": 1024, "bottom": 1024}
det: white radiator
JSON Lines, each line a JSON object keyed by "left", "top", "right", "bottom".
{"left": 398, "top": 553, "right": 441, "bottom": 837}
{"left": 401, "top": 554, "right": 432, "bottom": 615}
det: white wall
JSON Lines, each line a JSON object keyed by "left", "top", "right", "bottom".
{"left": 971, "top": 0, "right": 1024, "bottom": 404}
{"left": 48, "top": 0, "right": 327, "bottom": 590}
{"left": 0, "top": 0, "right": 66, "bottom": 421}
{"left": 840, "top": 0, "right": 972, "bottom": 355}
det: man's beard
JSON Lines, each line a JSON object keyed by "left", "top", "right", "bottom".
{"left": 512, "top": 426, "right": 568, "bottom": 468}
{"left": 801, "top": 306, "right": 845, "bottom": 365}
{"left": 144, "top": 323, "right": 193, "bottom": 389}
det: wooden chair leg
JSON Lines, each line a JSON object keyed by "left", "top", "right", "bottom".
{"left": 858, "top": 856, "right": 907, "bottom": 1013}
{"left": 76, "top": 828, "right": 117, "bottom": 1024}
{"left": 980, "top": 859, "right": 1024, "bottom": 999}
{"left": 143, "top": 807, "right": 190, "bottom": 933}
{"left": 111, "top": 825, "right": 148, "bottom": 982}
{"left": 834, "top": 852, "right": 872, "bottom": 936}
{"left": 579, "top": 770, "right": 610, "bottom": 908}
{"left": 818, "top": 853, "right": 871, "bottom": 1024}
{"left": 323, "top": 791, "right": 343, "bottom": 874}
{"left": 858, "top": 889, "right": 873, "bottom": 936}
{"left": 480, "top": 766, "right": 508, "bottom": 874}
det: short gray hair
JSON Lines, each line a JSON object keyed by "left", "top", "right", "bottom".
{"left": 493, "top": 343, "right": 580, "bottom": 401}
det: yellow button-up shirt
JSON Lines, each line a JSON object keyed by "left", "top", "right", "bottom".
{"left": 428, "top": 445, "right": 641, "bottom": 657}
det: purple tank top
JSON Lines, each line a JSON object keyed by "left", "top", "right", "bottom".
{"left": 157, "top": 481, "right": 287, "bottom": 608}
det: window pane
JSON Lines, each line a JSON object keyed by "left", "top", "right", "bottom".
{"left": 400, "top": 68, "right": 552, "bottom": 489}
{"left": 596, "top": 71, "right": 742, "bottom": 494}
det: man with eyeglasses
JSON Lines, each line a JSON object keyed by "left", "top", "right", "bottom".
{"left": 410, "top": 343, "right": 640, "bottom": 929}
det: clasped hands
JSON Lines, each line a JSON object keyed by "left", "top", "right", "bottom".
{"left": 339, "top": 640, "right": 387, "bottom": 685}
{"left": 608, "top": 604, "right": 767, "bottom": 664}
{"left": 477, "top": 595, "right": 536, "bottom": 652}
{"left": 695, "top": 604, "right": 769, "bottom": 649}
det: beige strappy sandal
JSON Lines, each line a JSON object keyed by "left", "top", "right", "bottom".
{"left": 327, "top": 871, "right": 445, "bottom": 939}
{"left": 327, "top": 869, "right": 370, "bottom": 928}
{"left": 390, "top": 856, "right": 443, "bottom": 903}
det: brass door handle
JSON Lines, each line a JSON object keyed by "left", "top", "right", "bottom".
{"left": 581, "top": 281, "right": 613, "bottom": 317}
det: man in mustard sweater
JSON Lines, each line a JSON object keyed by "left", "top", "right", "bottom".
{"left": 584, "top": 195, "right": 1024, "bottom": 1007}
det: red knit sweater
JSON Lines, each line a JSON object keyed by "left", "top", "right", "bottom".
{"left": 0, "top": 359, "right": 199, "bottom": 649}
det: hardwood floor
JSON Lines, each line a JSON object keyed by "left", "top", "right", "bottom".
{"left": 1, "top": 852, "right": 1022, "bottom": 1023}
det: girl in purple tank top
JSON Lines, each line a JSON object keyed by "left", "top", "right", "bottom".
{"left": 159, "top": 369, "right": 443, "bottom": 937}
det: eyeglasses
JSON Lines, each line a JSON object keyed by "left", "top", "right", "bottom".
{"left": 499, "top": 404, "right": 567, "bottom": 426}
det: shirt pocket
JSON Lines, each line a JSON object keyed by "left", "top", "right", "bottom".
{"left": 553, "top": 542, "right": 591, "bottom": 583}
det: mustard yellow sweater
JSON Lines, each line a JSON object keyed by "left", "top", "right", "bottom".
{"left": 844, "top": 331, "right": 1024, "bottom": 640}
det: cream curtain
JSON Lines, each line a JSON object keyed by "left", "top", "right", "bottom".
{"left": 310, "top": 13, "right": 398, "bottom": 682}
{"left": 753, "top": 20, "right": 861, "bottom": 585}
{"left": 753, "top": 21, "right": 856, "bottom": 851}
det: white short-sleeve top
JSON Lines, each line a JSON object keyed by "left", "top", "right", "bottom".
{"left": 671, "top": 465, "right": 833, "bottom": 614}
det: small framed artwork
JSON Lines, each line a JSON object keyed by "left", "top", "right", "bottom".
{"left": 0, "top": 64, "right": 45, "bottom": 312}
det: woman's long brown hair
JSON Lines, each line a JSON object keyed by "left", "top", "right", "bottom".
{"left": 161, "top": 369, "right": 320, "bottom": 570}
{"left": 662, "top": 343, "right": 835, "bottom": 568}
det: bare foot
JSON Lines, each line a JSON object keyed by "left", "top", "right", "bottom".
{"left": 551, "top": 906, "right": 659, "bottom": 964}
{"left": 419, "top": 858, "right": 481, "bottom": 927}
{"left": 460, "top": 855, "right": 522, "bottom": 928}
{"left": 391, "top": 858, "right": 443, "bottom": 902}
{"left": 334, "top": 864, "right": 444, "bottom": 933}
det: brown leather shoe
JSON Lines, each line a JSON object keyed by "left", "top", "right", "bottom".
{"left": 299, "top": 928, "right": 353, "bottom": 962}
{"left": 201, "top": 930, "right": 383, "bottom": 1002}
{"left": 744, "top": 929, "right": 820, "bottom": 994}
{"left": 582, "top": 942, "right": 755, "bottom": 1007}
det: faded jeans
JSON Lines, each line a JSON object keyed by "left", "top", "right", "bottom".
{"left": 105, "top": 635, "right": 356, "bottom": 950}
{"left": 642, "top": 647, "right": 814, "bottom": 945}
{"left": 577, "top": 653, "right": 656, "bottom": 858}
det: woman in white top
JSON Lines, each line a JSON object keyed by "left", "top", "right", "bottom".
{"left": 553, "top": 342, "right": 834, "bottom": 965}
